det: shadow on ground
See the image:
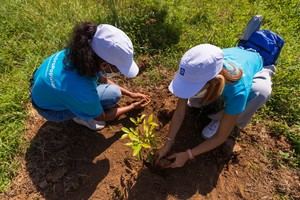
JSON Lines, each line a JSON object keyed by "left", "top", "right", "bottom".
{"left": 25, "top": 120, "right": 121, "bottom": 200}
{"left": 127, "top": 108, "right": 239, "bottom": 200}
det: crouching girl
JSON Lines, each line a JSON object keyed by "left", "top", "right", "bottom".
{"left": 30, "top": 22, "right": 150, "bottom": 130}
{"left": 156, "top": 44, "right": 275, "bottom": 168}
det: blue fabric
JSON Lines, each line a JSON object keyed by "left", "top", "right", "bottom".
{"left": 222, "top": 47, "right": 263, "bottom": 115}
{"left": 97, "top": 84, "right": 122, "bottom": 109}
{"left": 31, "top": 50, "right": 121, "bottom": 121}
{"left": 32, "top": 84, "right": 121, "bottom": 122}
{"left": 238, "top": 30, "right": 284, "bottom": 66}
{"left": 32, "top": 102, "right": 76, "bottom": 122}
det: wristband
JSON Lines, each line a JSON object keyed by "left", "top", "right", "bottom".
{"left": 186, "top": 149, "right": 194, "bottom": 160}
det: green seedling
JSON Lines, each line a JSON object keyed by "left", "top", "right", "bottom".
{"left": 121, "top": 114, "right": 160, "bottom": 164}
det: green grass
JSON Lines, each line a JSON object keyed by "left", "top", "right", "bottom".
{"left": 0, "top": 0, "right": 107, "bottom": 192}
{"left": 267, "top": 121, "right": 300, "bottom": 167}
{"left": 0, "top": 0, "right": 299, "bottom": 192}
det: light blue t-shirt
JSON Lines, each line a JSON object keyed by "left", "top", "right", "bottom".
{"left": 222, "top": 47, "right": 263, "bottom": 115}
{"left": 31, "top": 50, "right": 103, "bottom": 120}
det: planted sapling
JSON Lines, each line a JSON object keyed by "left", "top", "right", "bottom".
{"left": 121, "top": 114, "right": 162, "bottom": 167}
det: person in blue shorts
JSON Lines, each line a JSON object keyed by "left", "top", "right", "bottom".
{"left": 30, "top": 22, "right": 150, "bottom": 130}
{"left": 156, "top": 44, "right": 275, "bottom": 168}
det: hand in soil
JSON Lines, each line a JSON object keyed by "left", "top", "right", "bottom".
{"left": 157, "top": 157, "right": 175, "bottom": 168}
{"left": 131, "top": 99, "right": 149, "bottom": 109}
{"left": 130, "top": 92, "right": 151, "bottom": 104}
{"left": 154, "top": 141, "right": 173, "bottom": 166}
{"left": 165, "top": 152, "right": 189, "bottom": 168}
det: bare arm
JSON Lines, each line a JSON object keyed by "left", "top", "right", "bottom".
{"left": 167, "top": 98, "right": 187, "bottom": 140}
{"left": 155, "top": 98, "right": 187, "bottom": 161}
{"left": 191, "top": 113, "right": 238, "bottom": 156}
{"left": 103, "top": 77, "right": 150, "bottom": 102}
{"left": 102, "top": 77, "right": 134, "bottom": 97}
{"left": 166, "top": 113, "right": 238, "bottom": 168}
{"left": 95, "top": 101, "right": 143, "bottom": 121}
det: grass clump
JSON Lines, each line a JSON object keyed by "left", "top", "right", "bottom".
{"left": 103, "top": 0, "right": 182, "bottom": 54}
{"left": 268, "top": 122, "right": 300, "bottom": 168}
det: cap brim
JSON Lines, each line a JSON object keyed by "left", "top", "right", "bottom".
{"left": 168, "top": 73, "right": 206, "bottom": 99}
{"left": 118, "top": 60, "right": 139, "bottom": 78}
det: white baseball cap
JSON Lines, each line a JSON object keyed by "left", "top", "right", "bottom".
{"left": 91, "top": 24, "right": 139, "bottom": 78}
{"left": 168, "top": 44, "right": 224, "bottom": 98}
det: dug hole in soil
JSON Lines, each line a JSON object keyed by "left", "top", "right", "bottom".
{"left": 1, "top": 67, "right": 299, "bottom": 200}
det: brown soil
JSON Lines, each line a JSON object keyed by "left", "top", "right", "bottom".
{"left": 1, "top": 69, "right": 299, "bottom": 200}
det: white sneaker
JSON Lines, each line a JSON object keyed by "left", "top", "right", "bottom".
{"left": 201, "top": 120, "right": 220, "bottom": 139}
{"left": 73, "top": 118, "right": 105, "bottom": 131}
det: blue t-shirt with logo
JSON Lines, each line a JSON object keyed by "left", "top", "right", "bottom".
{"left": 222, "top": 47, "right": 263, "bottom": 115}
{"left": 31, "top": 50, "right": 103, "bottom": 120}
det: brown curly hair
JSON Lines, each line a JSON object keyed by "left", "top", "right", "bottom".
{"left": 64, "top": 22, "right": 105, "bottom": 77}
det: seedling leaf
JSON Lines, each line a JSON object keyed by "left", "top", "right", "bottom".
{"left": 128, "top": 133, "right": 139, "bottom": 142}
{"left": 130, "top": 117, "right": 138, "bottom": 125}
{"left": 121, "top": 127, "right": 131, "bottom": 134}
{"left": 133, "top": 144, "right": 142, "bottom": 156}
{"left": 121, "top": 114, "right": 161, "bottom": 161}
{"left": 121, "top": 134, "right": 128, "bottom": 139}
{"left": 125, "top": 142, "right": 133, "bottom": 146}
{"left": 142, "top": 143, "right": 151, "bottom": 148}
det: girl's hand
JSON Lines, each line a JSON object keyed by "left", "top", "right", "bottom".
{"left": 131, "top": 99, "right": 148, "bottom": 109}
{"left": 165, "top": 151, "right": 189, "bottom": 168}
{"left": 130, "top": 92, "right": 151, "bottom": 102}
{"left": 155, "top": 141, "right": 173, "bottom": 166}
